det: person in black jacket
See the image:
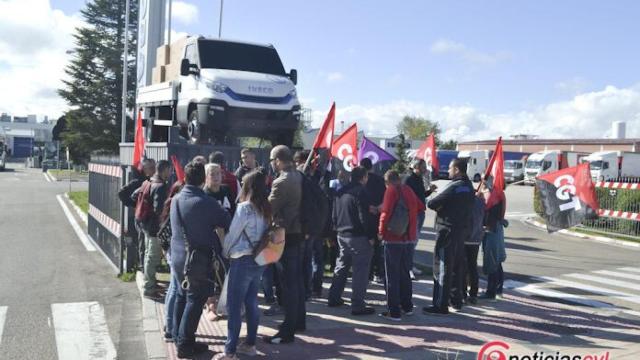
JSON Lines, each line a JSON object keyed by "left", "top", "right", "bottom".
{"left": 118, "top": 158, "right": 156, "bottom": 269}
{"left": 133, "top": 160, "right": 171, "bottom": 298}
{"left": 327, "top": 166, "right": 376, "bottom": 316}
{"left": 360, "top": 158, "right": 387, "bottom": 283}
{"left": 423, "top": 158, "right": 474, "bottom": 315}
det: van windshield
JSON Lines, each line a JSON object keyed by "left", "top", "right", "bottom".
{"left": 198, "top": 40, "right": 286, "bottom": 76}
{"left": 589, "top": 161, "right": 603, "bottom": 170}
{"left": 526, "top": 160, "right": 542, "bottom": 169}
{"left": 505, "top": 161, "right": 521, "bottom": 169}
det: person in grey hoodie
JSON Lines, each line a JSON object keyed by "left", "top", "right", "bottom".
{"left": 216, "top": 169, "right": 271, "bottom": 359}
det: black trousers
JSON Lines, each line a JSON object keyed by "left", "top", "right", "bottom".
{"left": 463, "top": 244, "right": 480, "bottom": 299}
{"left": 449, "top": 240, "right": 464, "bottom": 308}
{"left": 277, "top": 235, "right": 306, "bottom": 338}
{"left": 432, "top": 244, "right": 455, "bottom": 311}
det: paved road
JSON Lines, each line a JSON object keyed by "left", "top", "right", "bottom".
{"left": 0, "top": 164, "right": 146, "bottom": 360}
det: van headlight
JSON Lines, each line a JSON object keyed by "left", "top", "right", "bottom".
{"left": 288, "top": 89, "right": 297, "bottom": 98}
{"left": 205, "top": 80, "right": 229, "bottom": 93}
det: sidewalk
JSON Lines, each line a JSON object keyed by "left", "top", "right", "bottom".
{"left": 143, "top": 274, "right": 640, "bottom": 359}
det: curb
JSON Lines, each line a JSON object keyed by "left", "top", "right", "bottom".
{"left": 65, "top": 192, "right": 88, "bottom": 225}
{"left": 524, "top": 217, "right": 640, "bottom": 250}
{"left": 47, "top": 170, "right": 59, "bottom": 181}
{"left": 135, "top": 271, "right": 168, "bottom": 360}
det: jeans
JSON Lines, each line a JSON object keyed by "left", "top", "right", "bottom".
{"left": 432, "top": 244, "right": 455, "bottom": 311}
{"left": 370, "top": 237, "right": 385, "bottom": 280}
{"left": 262, "top": 264, "right": 276, "bottom": 303}
{"left": 463, "top": 244, "right": 480, "bottom": 299}
{"left": 449, "top": 240, "right": 464, "bottom": 308}
{"left": 143, "top": 233, "right": 162, "bottom": 292}
{"left": 486, "top": 263, "right": 504, "bottom": 297}
{"left": 164, "top": 271, "right": 179, "bottom": 336}
{"left": 172, "top": 273, "right": 209, "bottom": 350}
{"left": 310, "top": 237, "right": 325, "bottom": 294}
{"left": 328, "top": 235, "right": 373, "bottom": 310}
{"left": 383, "top": 243, "right": 413, "bottom": 317}
{"left": 412, "top": 212, "right": 426, "bottom": 267}
{"left": 226, "top": 255, "right": 265, "bottom": 354}
{"left": 277, "top": 235, "right": 306, "bottom": 338}
{"left": 303, "top": 237, "right": 313, "bottom": 297}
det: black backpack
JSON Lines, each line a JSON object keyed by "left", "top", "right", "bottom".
{"left": 299, "top": 171, "right": 329, "bottom": 237}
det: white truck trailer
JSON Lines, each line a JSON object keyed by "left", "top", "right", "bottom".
{"left": 137, "top": 36, "right": 301, "bottom": 145}
{"left": 457, "top": 150, "right": 489, "bottom": 182}
{"left": 582, "top": 151, "right": 640, "bottom": 181}
{"left": 524, "top": 150, "right": 584, "bottom": 185}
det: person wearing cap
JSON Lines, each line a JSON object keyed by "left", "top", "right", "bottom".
{"left": 404, "top": 158, "right": 437, "bottom": 279}
{"left": 265, "top": 145, "right": 305, "bottom": 344}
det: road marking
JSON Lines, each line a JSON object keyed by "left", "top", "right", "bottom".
{"left": 0, "top": 306, "right": 7, "bottom": 346}
{"left": 56, "top": 195, "right": 96, "bottom": 252}
{"left": 565, "top": 273, "right": 640, "bottom": 292}
{"left": 594, "top": 270, "right": 640, "bottom": 282}
{"left": 536, "top": 276, "right": 640, "bottom": 305}
{"left": 52, "top": 302, "right": 116, "bottom": 360}
{"left": 503, "top": 280, "right": 614, "bottom": 309}
{"left": 619, "top": 267, "right": 640, "bottom": 274}
{"left": 43, "top": 172, "right": 52, "bottom": 182}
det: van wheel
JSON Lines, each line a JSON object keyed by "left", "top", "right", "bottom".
{"left": 187, "top": 111, "right": 208, "bottom": 144}
{"left": 473, "top": 174, "right": 481, "bottom": 182}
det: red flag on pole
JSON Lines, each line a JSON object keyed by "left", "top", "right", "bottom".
{"left": 416, "top": 133, "right": 439, "bottom": 174}
{"left": 170, "top": 155, "right": 185, "bottom": 182}
{"left": 132, "top": 109, "right": 145, "bottom": 170}
{"left": 311, "top": 102, "right": 336, "bottom": 151}
{"left": 483, "top": 137, "right": 505, "bottom": 209}
{"left": 331, "top": 123, "right": 358, "bottom": 171}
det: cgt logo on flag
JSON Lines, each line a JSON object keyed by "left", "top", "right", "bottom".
{"left": 535, "top": 162, "right": 599, "bottom": 232}
{"left": 331, "top": 123, "right": 358, "bottom": 172}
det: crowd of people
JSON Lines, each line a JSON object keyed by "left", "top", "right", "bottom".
{"left": 119, "top": 145, "right": 508, "bottom": 359}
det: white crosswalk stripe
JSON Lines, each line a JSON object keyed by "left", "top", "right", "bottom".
{"left": 593, "top": 269, "right": 640, "bottom": 282}
{"left": 618, "top": 267, "right": 640, "bottom": 274}
{"left": 0, "top": 306, "right": 7, "bottom": 346}
{"left": 535, "top": 276, "right": 640, "bottom": 305}
{"left": 565, "top": 273, "right": 640, "bottom": 292}
{"left": 51, "top": 302, "right": 116, "bottom": 360}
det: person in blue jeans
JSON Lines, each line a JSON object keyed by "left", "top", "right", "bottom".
{"left": 215, "top": 169, "right": 271, "bottom": 359}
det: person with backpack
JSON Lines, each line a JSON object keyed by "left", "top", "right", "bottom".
{"left": 170, "top": 162, "right": 231, "bottom": 358}
{"left": 215, "top": 169, "right": 271, "bottom": 360}
{"left": 423, "top": 158, "right": 475, "bottom": 315}
{"left": 404, "top": 159, "right": 437, "bottom": 279}
{"left": 377, "top": 170, "right": 425, "bottom": 321}
{"left": 264, "top": 145, "right": 304, "bottom": 344}
{"left": 134, "top": 160, "right": 171, "bottom": 298}
{"left": 327, "top": 166, "right": 376, "bottom": 316}
{"left": 119, "top": 158, "right": 156, "bottom": 269}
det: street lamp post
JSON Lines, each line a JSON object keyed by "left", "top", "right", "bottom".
{"left": 218, "top": 0, "right": 224, "bottom": 38}
{"left": 121, "top": 0, "right": 131, "bottom": 143}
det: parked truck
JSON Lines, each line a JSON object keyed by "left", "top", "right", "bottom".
{"left": 582, "top": 151, "right": 640, "bottom": 182}
{"left": 504, "top": 160, "right": 525, "bottom": 183}
{"left": 436, "top": 150, "right": 458, "bottom": 179}
{"left": 524, "top": 150, "right": 585, "bottom": 185}
{"left": 137, "top": 36, "right": 301, "bottom": 145}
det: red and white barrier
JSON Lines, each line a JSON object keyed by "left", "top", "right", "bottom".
{"left": 89, "top": 204, "right": 121, "bottom": 237}
{"left": 595, "top": 182, "right": 639, "bottom": 190}
{"left": 88, "top": 163, "right": 122, "bottom": 178}
{"left": 597, "top": 209, "right": 640, "bottom": 221}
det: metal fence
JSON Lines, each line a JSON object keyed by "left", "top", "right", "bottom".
{"left": 88, "top": 156, "right": 123, "bottom": 272}
{"left": 581, "top": 182, "right": 640, "bottom": 237}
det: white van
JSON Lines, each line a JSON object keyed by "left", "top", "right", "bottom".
{"left": 583, "top": 151, "right": 640, "bottom": 181}
{"left": 457, "top": 150, "right": 489, "bottom": 182}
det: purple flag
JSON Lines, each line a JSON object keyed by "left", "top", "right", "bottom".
{"left": 358, "top": 136, "right": 396, "bottom": 164}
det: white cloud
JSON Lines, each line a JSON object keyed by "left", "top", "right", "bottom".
{"left": 326, "top": 72, "right": 344, "bottom": 83}
{"left": 0, "top": 0, "right": 84, "bottom": 118}
{"left": 310, "top": 84, "right": 640, "bottom": 142}
{"left": 555, "top": 76, "right": 589, "bottom": 95}
{"left": 430, "top": 38, "right": 511, "bottom": 65}
{"left": 172, "top": 1, "right": 198, "bottom": 25}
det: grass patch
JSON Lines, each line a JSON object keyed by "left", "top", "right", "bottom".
{"left": 48, "top": 169, "right": 88, "bottom": 180}
{"left": 118, "top": 272, "right": 136, "bottom": 282}
{"left": 68, "top": 191, "right": 89, "bottom": 214}
{"left": 573, "top": 227, "right": 640, "bottom": 244}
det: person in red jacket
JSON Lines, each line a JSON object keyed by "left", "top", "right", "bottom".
{"left": 377, "top": 170, "right": 426, "bottom": 321}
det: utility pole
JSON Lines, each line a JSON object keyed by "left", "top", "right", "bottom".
{"left": 218, "top": 0, "right": 224, "bottom": 38}
{"left": 167, "top": 0, "right": 172, "bottom": 44}
{"left": 121, "top": 0, "right": 131, "bottom": 143}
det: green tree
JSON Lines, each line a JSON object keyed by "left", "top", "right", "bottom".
{"left": 440, "top": 139, "right": 458, "bottom": 150}
{"left": 391, "top": 134, "right": 409, "bottom": 174}
{"left": 58, "top": 0, "right": 138, "bottom": 162}
{"left": 396, "top": 115, "right": 441, "bottom": 141}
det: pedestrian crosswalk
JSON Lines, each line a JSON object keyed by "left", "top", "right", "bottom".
{"left": 505, "top": 266, "right": 640, "bottom": 317}
{"left": 0, "top": 302, "right": 116, "bottom": 359}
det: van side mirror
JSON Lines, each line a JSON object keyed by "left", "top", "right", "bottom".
{"left": 180, "top": 59, "right": 190, "bottom": 76}
{"left": 289, "top": 69, "right": 298, "bottom": 85}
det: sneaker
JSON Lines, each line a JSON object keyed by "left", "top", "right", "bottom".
{"left": 378, "top": 311, "right": 401, "bottom": 322}
{"left": 373, "top": 276, "right": 384, "bottom": 284}
{"left": 479, "top": 294, "right": 497, "bottom": 302}
{"left": 412, "top": 267, "right": 423, "bottom": 275}
{"left": 237, "top": 343, "right": 257, "bottom": 356}
{"left": 351, "top": 307, "right": 375, "bottom": 316}
{"left": 263, "top": 304, "right": 283, "bottom": 316}
{"left": 402, "top": 307, "right": 414, "bottom": 316}
{"left": 409, "top": 270, "right": 416, "bottom": 280}
{"left": 213, "top": 353, "right": 239, "bottom": 360}
{"left": 449, "top": 304, "right": 462, "bottom": 313}
{"left": 422, "top": 306, "right": 449, "bottom": 315}
{"left": 263, "top": 334, "right": 294, "bottom": 344}
{"left": 163, "top": 331, "right": 174, "bottom": 343}
{"left": 327, "top": 298, "right": 345, "bottom": 308}
{"left": 496, "top": 293, "right": 504, "bottom": 300}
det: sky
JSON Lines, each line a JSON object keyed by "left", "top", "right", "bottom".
{"left": 1, "top": 0, "right": 639, "bottom": 141}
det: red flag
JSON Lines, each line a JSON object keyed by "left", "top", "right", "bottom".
{"left": 311, "top": 102, "right": 336, "bottom": 151}
{"left": 170, "top": 155, "right": 185, "bottom": 182}
{"left": 536, "top": 163, "right": 599, "bottom": 232}
{"left": 483, "top": 137, "right": 505, "bottom": 209}
{"left": 331, "top": 123, "right": 358, "bottom": 171}
{"left": 132, "top": 110, "right": 145, "bottom": 170}
{"left": 416, "top": 133, "right": 439, "bottom": 174}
